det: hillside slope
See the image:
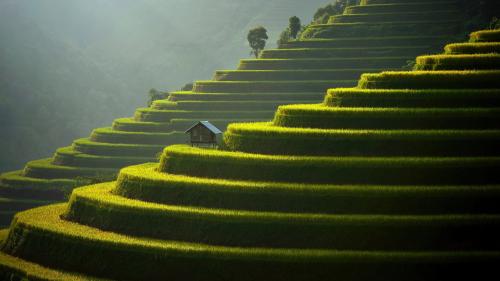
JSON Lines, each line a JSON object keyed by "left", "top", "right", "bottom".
{"left": 0, "top": 0, "right": 472, "bottom": 227}
{"left": 2, "top": 26, "right": 500, "bottom": 280}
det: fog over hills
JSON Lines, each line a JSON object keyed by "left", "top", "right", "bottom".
{"left": 0, "top": 0, "right": 330, "bottom": 172}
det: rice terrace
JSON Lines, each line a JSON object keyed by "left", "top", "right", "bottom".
{"left": 1, "top": 0, "right": 500, "bottom": 280}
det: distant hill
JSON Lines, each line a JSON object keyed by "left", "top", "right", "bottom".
{"left": 0, "top": 0, "right": 330, "bottom": 172}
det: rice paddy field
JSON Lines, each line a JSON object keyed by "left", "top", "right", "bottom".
{"left": 2, "top": 0, "right": 500, "bottom": 279}
{"left": 0, "top": 0, "right": 470, "bottom": 223}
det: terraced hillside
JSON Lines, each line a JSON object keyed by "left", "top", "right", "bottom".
{"left": 0, "top": 0, "right": 468, "bottom": 226}
{"left": 1, "top": 28, "right": 500, "bottom": 280}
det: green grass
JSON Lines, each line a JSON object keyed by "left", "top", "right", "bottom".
{"left": 259, "top": 47, "right": 428, "bottom": 59}
{"left": 281, "top": 36, "right": 457, "bottom": 48}
{"left": 358, "top": 70, "right": 500, "bottom": 89}
{"left": 470, "top": 29, "right": 500, "bottom": 43}
{"left": 115, "top": 163, "right": 500, "bottom": 215}
{"left": 159, "top": 145, "right": 500, "bottom": 185}
{"left": 273, "top": 104, "right": 500, "bottom": 130}
{"left": 301, "top": 20, "right": 461, "bottom": 39}
{"left": 324, "top": 88, "right": 500, "bottom": 108}
{"left": 444, "top": 42, "right": 500, "bottom": 54}
{"left": 90, "top": 127, "right": 185, "bottom": 145}
{"left": 414, "top": 54, "right": 500, "bottom": 70}
{"left": 152, "top": 100, "right": 319, "bottom": 111}
{"left": 212, "top": 69, "right": 380, "bottom": 81}
{"left": 1, "top": 22, "right": 498, "bottom": 281}
{"left": 0, "top": 170, "right": 74, "bottom": 190}
{"left": 111, "top": 118, "right": 173, "bottom": 132}
{"left": 360, "top": 0, "right": 450, "bottom": 5}
{"left": 0, "top": 171, "right": 73, "bottom": 200}
{"left": 23, "top": 158, "right": 117, "bottom": 180}
{"left": 52, "top": 147, "right": 155, "bottom": 168}
{"left": 0, "top": 230, "right": 106, "bottom": 281}
{"left": 0, "top": 197, "right": 54, "bottom": 212}
{"left": 237, "top": 57, "right": 412, "bottom": 70}
{"left": 329, "top": 11, "right": 462, "bottom": 24}
{"left": 112, "top": 117, "right": 253, "bottom": 133}
{"left": 3, "top": 204, "right": 499, "bottom": 281}
{"left": 63, "top": 183, "right": 500, "bottom": 251}
{"left": 192, "top": 80, "right": 356, "bottom": 93}
{"left": 224, "top": 122, "right": 500, "bottom": 157}
{"left": 345, "top": 2, "right": 460, "bottom": 14}
{"left": 135, "top": 108, "right": 274, "bottom": 123}
{"left": 73, "top": 138, "right": 165, "bottom": 157}
{"left": 168, "top": 91, "right": 325, "bottom": 101}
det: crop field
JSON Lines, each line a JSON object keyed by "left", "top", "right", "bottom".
{"left": 358, "top": 70, "right": 500, "bottom": 89}
{"left": 324, "top": 88, "right": 500, "bottom": 108}
{"left": 2, "top": 1, "right": 499, "bottom": 279}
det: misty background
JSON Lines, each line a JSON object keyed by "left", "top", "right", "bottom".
{"left": 0, "top": 0, "right": 331, "bottom": 172}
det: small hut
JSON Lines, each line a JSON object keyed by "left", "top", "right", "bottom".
{"left": 185, "top": 121, "right": 222, "bottom": 148}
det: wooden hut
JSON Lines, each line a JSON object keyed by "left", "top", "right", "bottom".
{"left": 185, "top": 121, "right": 222, "bottom": 148}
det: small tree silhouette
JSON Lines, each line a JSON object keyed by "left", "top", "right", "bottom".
{"left": 247, "top": 26, "right": 268, "bottom": 58}
{"left": 147, "top": 88, "right": 168, "bottom": 107}
{"left": 289, "top": 16, "right": 301, "bottom": 39}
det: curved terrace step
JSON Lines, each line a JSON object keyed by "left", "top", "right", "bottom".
{"left": 134, "top": 108, "right": 274, "bottom": 123}
{"left": 345, "top": 2, "right": 460, "bottom": 14}
{"left": 22, "top": 158, "right": 117, "bottom": 180}
{"left": 224, "top": 122, "right": 500, "bottom": 157}
{"left": 52, "top": 147, "right": 155, "bottom": 169}
{"left": 324, "top": 88, "right": 500, "bottom": 108}
{"left": 112, "top": 118, "right": 257, "bottom": 133}
{"left": 0, "top": 170, "right": 73, "bottom": 200}
{"left": 470, "top": 30, "right": 500, "bottom": 43}
{"left": 273, "top": 105, "right": 500, "bottom": 130}
{"left": 415, "top": 54, "right": 500, "bottom": 70}
{"left": 114, "top": 163, "right": 500, "bottom": 215}
{"left": 168, "top": 91, "right": 326, "bottom": 101}
{"left": 158, "top": 145, "right": 500, "bottom": 185}
{"left": 192, "top": 80, "right": 356, "bottom": 93}
{"left": 90, "top": 127, "right": 185, "bottom": 145}
{"left": 259, "top": 46, "right": 430, "bottom": 59}
{"left": 237, "top": 57, "right": 412, "bottom": 70}
{"left": 302, "top": 20, "right": 462, "bottom": 39}
{"left": 444, "top": 42, "right": 500, "bottom": 54}
{"left": 358, "top": 70, "right": 500, "bottom": 89}
{"left": 4, "top": 204, "right": 499, "bottom": 281}
{"left": 152, "top": 99, "right": 320, "bottom": 111}
{"left": 329, "top": 11, "right": 463, "bottom": 24}
{"left": 281, "top": 36, "right": 457, "bottom": 49}
{"left": 64, "top": 183, "right": 500, "bottom": 251}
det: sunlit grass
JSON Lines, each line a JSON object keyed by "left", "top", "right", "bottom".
{"left": 90, "top": 127, "right": 184, "bottom": 145}
{"left": 358, "top": 70, "right": 500, "bottom": 89}
{"left": 470, "top": 29, "right": 500, "bottom": 43}
{"left": 157, "top": 145, "right": 500, "bottom": 185}
{"left": 272, "top": 103, "right": 500, "bottom": 129}
{"left": 0, "top": 229, "right": 104, "bottom": 281}
{"left": 444, "top": 42, "right": 500, "bottom": 54}
{"left": 224, "top": 121, "right": 500, "bottom": 156}
{"left": 56, "top": 183, "right": 500, "bottom": 252}
{"left": 114, "top": 163, "right": 500, "bottom": 214}
{"left": 193, "top": 80, "right": 356, "bottom": 93}
{"left": 135, "top": 107, "right": 274, "bottom": 122}
{"left": 415, "top": 54, "right": 500, "bottom": 70}
{"left": 153, "top": 99, "right": 316, "bottom": 111}
{"left": 23, "top": 158, "right": 116, "bottom": 179}
{"left": 324, "top": 88, "right": 500, "bottom": 108}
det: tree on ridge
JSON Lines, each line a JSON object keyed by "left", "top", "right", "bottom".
{"left": 247, "top": 26, "right": 268, "bottom": 58}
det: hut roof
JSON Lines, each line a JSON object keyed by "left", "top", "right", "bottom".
{"left": 185, "top": 121, "right": 222, "bottom": 134}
